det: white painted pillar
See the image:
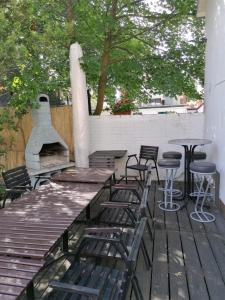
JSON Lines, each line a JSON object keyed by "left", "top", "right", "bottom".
{"left": 70, "top": 42, "right": 90, "bottom": 167}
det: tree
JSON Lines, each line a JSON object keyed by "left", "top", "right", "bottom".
{"left": 74, "top": 0, "right": 205, "bottom": 114}
{"left": 0, "top": 0, "right": 204, "bottom": 117}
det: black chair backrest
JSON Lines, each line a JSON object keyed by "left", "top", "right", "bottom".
{"left": 89, "top": 156, "right": 115, "bottom": 169}
{"left": 2, "top": 166, "right": 32, "bottom": 189}
{"left": 139, "top": 145, "right": 159, "bottom": 161}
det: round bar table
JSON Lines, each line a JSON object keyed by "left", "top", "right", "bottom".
{"left": 168, "top": 139, "right": 212, "bottom": 200}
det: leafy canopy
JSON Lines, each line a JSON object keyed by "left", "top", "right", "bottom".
{"left": 0, "top": 0, "right": 205, "bottom": 116}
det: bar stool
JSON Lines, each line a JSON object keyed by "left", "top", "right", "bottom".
{"left": 163, "top": 151, "right": 182, "bottom": 199}
{"left": 163, "top": 151, "right": 182, "bottom": 160}
{"left": 158, "top": 159, "right": 181, "bottom": 211}
{"left": 193, "top": 151, "right": 206, "bottom": 160}
{"left": 189, "top": 161, "right": 216, "bottom": 223}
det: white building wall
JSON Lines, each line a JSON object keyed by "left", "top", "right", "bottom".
{"left": 90, "top": 114, "right": 205, "bottom": 180}
{"left": 204, "top": 0, "right": 225, "bottom": 203}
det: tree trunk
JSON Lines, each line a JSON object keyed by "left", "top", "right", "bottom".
{"left": 66, "top": 0, "right": 76, "bottom": 41}
{"left": 94, "top": 0, "right": 118, "bottom": 115}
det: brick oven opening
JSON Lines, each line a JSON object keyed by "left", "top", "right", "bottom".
{"left": 39, "top": 142, "right": 68, "bottom": 168}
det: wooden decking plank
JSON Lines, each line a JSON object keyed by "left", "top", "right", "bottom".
{"left": 151, "top": 229, "right": 169, "bottom": 300}
{"left": 177, "top": 205, "right": 192, "bottom": 232}
{"left": 207, "top": 233, "right": 225, "bottom": 281}
{"left": 186, "top": 201, "right": 206, "bottom": 233}
{"left": 165, "top": 210, "right": 179, "bottom": 231}
{"left": 194, "top": 232, "right": 225, "bottom": 300}
{"left": 214, "top": 209, "right": 225, "bottom": 236}
{"left": 167, "top": 231, "right": 185, "bottom": 273}
{"left": 167, "top": 231, "right": 189, "bottom": 300}
{"left": 153, "top": 187, "right": 165, "bottom": 230}
{"left": 180, "top": 231, "right": 209, "bottom": 300}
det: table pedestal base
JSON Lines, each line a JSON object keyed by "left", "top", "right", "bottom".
{"left": 159, "top": 202, "right": 180, "bottom": 211}
{"left": 190, "top": 211, "right": 215, "bottom": 223}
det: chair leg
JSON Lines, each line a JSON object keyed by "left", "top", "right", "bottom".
{"left": 141, "top": 239, "right": 152, "bottom": 269}
{"left": 146, "top": 219, "right": 153, "bottom": 240}
{"left": 154, "top": 160, "right": 160, "bottom": 184}
{"left": 132, "top": 276, "right": 144, "bottom": 300}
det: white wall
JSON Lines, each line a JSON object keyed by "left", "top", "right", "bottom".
{"left": 89, "top": 113, "right": 205, "bottom": 180}
{"left": 204, "top": 0, "right": 225, "bottom": 204}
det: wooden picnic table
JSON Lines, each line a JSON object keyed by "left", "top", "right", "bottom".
{"left": 0, "top": 181, "right": 103, "bottom": 299}
{"left": 52, "top": 167, "right": 115, "bottom": 184}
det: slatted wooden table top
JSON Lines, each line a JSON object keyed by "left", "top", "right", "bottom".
{"left": 0, "top": 257, "right": 44, "bottom": 300}
{"left": 52, "top": 167, "right": 115, "bottom": 184}
{"left": 0, "top": 182, "right": 103, "bottom": 260}
{"left": 88, "top": 150, "right": 127, "bottom": 158}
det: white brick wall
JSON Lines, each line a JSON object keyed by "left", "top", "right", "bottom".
{"left": 89, "top": 113, "right": 205, "bottom": 180}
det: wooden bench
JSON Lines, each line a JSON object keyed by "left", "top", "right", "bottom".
{"left": 49, "top": 218, "right": 147, "bottom": 300}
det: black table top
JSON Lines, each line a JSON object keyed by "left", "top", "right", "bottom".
{"left": 168, "top": 138, "right": 212, "bottom": 146}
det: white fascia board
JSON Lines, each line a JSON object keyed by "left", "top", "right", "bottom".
{"left": 197, "top": 0, "right": 207, "bottom": 17}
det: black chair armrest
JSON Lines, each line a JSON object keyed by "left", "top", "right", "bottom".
{"left": 127, "top": 154, "right": 137, "bottom": 158}
{"left": 35, "top": 175, "right": 51, "bottom": 179}
{"left": 85, "top": 227, "right": 122, "bottom": 235}
{"left": 50, "top": 281, "right": 100, "bottom": 298}
{"left": 113, "top": 183, "right": 138, "bottom": 190}
{"left": 100, "top": 202, "right": 131, "bottom": 209}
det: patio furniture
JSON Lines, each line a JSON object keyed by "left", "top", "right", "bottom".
{"left": 49, "top": 217, "right": 148, "bottom": 300}
{"left": 158, "top": 159, "right": 181, "bottom": 211}
{"left": 52, "top": 167, "right": 116, "bottom": 203}
{"left": 52, "top": 167, "right": 115, "bottom": 184}
{"left": 0, "top": 179, "right": 105, "bottom": 299}
{"left": 189, "top": 161, "right": 216, "bottom": 223}
{"left": 89, "top": 150, "right": 127, "bottom": 160}
{"left": 168, "top": 139, "right": 212, "bottom": 199}
{"left": 89, "top": 155, "right": 115, "bottom": 169}
{"left": 193, "top": 151, "right": 207, "bottom": 160}
{"left": 125, "top": 145, "right": 160, "bottom": 184}
{"left": 94, "top": 168, "right": 153, "bottom": 239}
{"left": 163, "top": 151, "right": 182, "bottom": 159}
{"left": 0, "top": 181, "right": 104, "bottom": 258}
{"left": 2, "top": 165, "right": 50, "bottom": 207}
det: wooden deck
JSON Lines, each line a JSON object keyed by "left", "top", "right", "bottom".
{"left": 20, "top": 181, "right": 225, "bottom": 300}
{"left": 137, "top": 181, "right": 225, "bottom": 300}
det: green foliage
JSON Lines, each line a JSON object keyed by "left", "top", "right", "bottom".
{"left": 110, "top": 99, "right": 136, "bottom": 113}
{"left": 0, "top": 0, "right": 205, "bottom": 117}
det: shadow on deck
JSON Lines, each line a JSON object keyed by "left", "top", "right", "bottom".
{"left": 139, "top": 181, "right": 225, "bottom": 300}
{"left": 30, "top": 181, "right": 225, "bottom": 300}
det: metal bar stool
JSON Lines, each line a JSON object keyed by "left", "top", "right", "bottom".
{"left": 158, "top": 159, "right": 181, "bottom": 211}
{"left": 162, "top": 151, "right": 182, "bottom": 199}
{"left": 189, "top": 161, "right": 216, "bottom": 223}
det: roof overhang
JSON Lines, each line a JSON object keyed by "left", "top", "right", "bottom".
{"left": 197, "top": 0, "right": 207, "bottom": 17}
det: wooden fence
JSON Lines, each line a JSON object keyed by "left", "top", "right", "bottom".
{"left": 0, "top": 106, "right": 74, "bottom": 170}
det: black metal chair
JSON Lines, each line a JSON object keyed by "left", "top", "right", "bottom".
{"left": 125, "top": 145, "right": 160, "bottom": 184}
{"left": 2, "top": 165, "right": 50, "bottom": 207}
{"left": 49, "top": 217, "right": 148, "bottom": 300}
{"left": 96, "top": 167, "right": 153, "bottom": 239}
